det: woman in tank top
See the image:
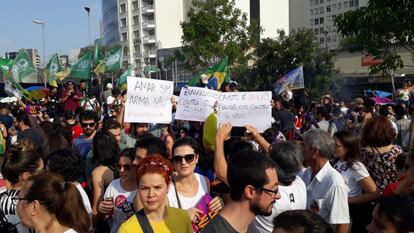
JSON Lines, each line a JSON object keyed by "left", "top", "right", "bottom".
{"left": 167, "top": 137, "right": 224, "bottom": 225}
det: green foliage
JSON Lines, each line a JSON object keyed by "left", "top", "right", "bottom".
{"left": 336, "top": 0, "right": 414, "bottom": 75}
{"left": 180, "top": 0, "right": 260, "bottom": 70}
{"left": 237, "top": 29, "right": 339, "bottom": 100}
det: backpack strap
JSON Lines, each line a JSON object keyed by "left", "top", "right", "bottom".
{"left": 135, "top": 209, "right": 154, "bottom": 233}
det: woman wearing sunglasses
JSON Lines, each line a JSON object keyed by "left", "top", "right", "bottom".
{"left": 98, "top": 148, "right": 137, "bottom": 233}
{"left": 167, "top": 137, "right": 223, "bottom": 225}
{"left": 118, "top": 155, "right": 193, "bottom": 232}
{"left": 15, "top": 173, "right": 91, "bottom": 233}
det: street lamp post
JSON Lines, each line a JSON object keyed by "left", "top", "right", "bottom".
{"left": 32, "top": 20, "right": 46, "bottom": 87}
{"left": 84, "top": 6, "right": 91, "bottom": 45}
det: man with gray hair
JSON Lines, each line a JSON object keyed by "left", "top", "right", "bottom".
{"left": 253, "top": 141, "right": 307, "bottom": 233}
{"left": 300, "top": 129, "right": 350, "bottom": 233}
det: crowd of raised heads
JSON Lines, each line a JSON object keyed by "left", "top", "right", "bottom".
{"left": 0, "top": 79, "right": 413, "bottom": 233}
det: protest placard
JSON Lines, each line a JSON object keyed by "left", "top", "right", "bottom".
{"left": 175, "top": 87, "right": 219, "bottom": 122}
{"left": 124, "top": 77, "right": 173, "bottom": 123}
{"left": 217, "top": 91, "right": 272, "bottom": 132}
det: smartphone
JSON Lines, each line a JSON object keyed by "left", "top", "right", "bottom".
{"left": 230, "top": 127, "right": 245, "bottom": 137}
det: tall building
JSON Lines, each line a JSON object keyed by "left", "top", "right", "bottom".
{"left": 289, "top": 0, "right": 369, "bottom": 49}
{"left": 59, "top": 55, "right": 69, "bottom": 69}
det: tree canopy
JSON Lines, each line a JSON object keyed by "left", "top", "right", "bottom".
{"left": 180, "top": 0, "right": 260, "bottom": 69}
{"left": 336, "top": 0, "right": 414, "bottom": 74}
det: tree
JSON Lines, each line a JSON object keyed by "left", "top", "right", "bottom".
{"left": 237, "top": 29, "right": 340, "bottom": 101}
{"left": 180, "top": 0, "right": 260, "bottom": 70}
{"left": 336, "top": 0, "right": 414, "bottom": 75}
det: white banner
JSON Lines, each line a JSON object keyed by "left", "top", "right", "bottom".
{"left": 175, "top": 87, "right": 219, "bottom": 122}
{"left": 124, "top": 77, "right": 173, "bottom": 123}
{"left": 217, "top": 91, "right": 272, "bottom": 132}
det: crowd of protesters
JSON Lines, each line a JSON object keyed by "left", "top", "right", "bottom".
{"left": 0, "top": 78, "right": 413, "bottom": 233}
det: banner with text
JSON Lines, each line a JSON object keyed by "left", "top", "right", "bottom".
{"left": 175, "top": 87, "right": 219, "bottom": 122}
{"left": 125, "top": 77, "right": 173, "bottom": 123}
{"left": 217, "top": 91, "right": 272, "bottom": 132}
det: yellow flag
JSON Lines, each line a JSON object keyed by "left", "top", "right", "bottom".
{"left": 94, "top": 60, "right": 105, "bottom": 74}
{"left": 56, "top": 69, "right": 71, "bottom": 81}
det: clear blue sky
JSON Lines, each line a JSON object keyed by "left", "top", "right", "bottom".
{"left": 0, "top": 0, "right": 102, "bottom": 60}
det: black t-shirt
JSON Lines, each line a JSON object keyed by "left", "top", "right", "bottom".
{"left": 274, "top": 110, "right": 295, "bottom": 132}
{"left": 203, "top": 214, "right": 257, "bottom": 233}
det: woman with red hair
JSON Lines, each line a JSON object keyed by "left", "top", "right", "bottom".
{"left": 118, "top": 155, "right": 193, "bottom": 233}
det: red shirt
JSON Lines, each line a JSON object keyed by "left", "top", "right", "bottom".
{"left": 61, "top": 89, "right": 82, "bottom": 112}
{"left": 383, "top": 177, "right": 405, "bottom": 197}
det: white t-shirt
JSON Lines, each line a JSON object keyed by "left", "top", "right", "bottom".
{"left": 167, "top": 173, "right": 209, "bottom": 210}
{"left": 74, "top": 182, "right": 92, "bottom": 217}
{"left": 300, "top": 161, "right": 350, "bottom": 224}
{"left": 332, "top": 160, "right": 370, "bottom": 197}
{"left": 104, "top": 179, "right": 137, "bottom": 233}
{"left": 253, "top": 176, "right": 307, "bottom": 233}
{"left": 63, "top": 229, "right": 77, "bottom": 233}
{"left": 310, "top": 119, "right": 337, "bottom": 136}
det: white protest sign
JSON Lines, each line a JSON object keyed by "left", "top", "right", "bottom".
{"left": 125, "top": 77, "right": 173, "bottom": 123}
{"left": 217, "top": 91, "right": 272, "bottom": 132}
{"left": 175, "top": 87, "right": 219, "bottom": 122}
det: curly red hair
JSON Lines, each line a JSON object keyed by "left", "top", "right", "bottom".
{"left": 136, "top": 155, "right": 173, "bottom": 185}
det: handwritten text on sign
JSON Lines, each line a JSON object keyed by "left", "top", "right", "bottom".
{"left": 175, "top": 87, "right": 219, "bottom": 122}
{"left": 125, "top": 77, "right": 173, "bottom": 123}
{"left": 217, "top": 91, "right": 272, "bottom": 132}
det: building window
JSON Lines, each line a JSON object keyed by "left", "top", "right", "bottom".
{"left": 315, "top": 8, "right": 319, "bottom": 15}
{"left": 349, "top": 0, "right": 354, "bottom": 7}
{"left": 326, "top": 36, "right": 331, "bottom": 42}
{"left": 327, "top": 15, "right": 331, "bottom": 22}
{"left": 315, "top": 18, "right": 319, "bottom": 25}
{"left": 320, "top": 0, "right": 324, "bottom": 3}
{"left": 320, "top": 37, "right": 325, "bottom": 44}
{"left": 121, "top": 32, "right": 127, "bottom": 41}
{"left": 355, "top": 0, "right": 359, "bottom": 6}
{"left": 332, "top": 15, "right": 336, "bottom": 22}
{"left": 320, "top": 7, "right": 324, "bottom": 14}
{"left": 327, "top": 5, "right": 331, "bottom": 12}
{"left": 332, "top": 35, "right": 337, "bottom": 42}
{"left": 344, "top": 1, "right": 348, "bottom": 8}
{"left": 320, "top": 27, "right": 324, "bottom": 34}
{"left": 123, "top": 46, "right": 129, "bottom": 56}
{"left": 120, "top": 4, "right": 126, "bottom": 13}
{"left": 134, "top": 30, "right": 139, "bottom": 39}
{"left": 311, "top": 9, "right": 314, "bottom": 15}
{"left": 315, "top": 28, "right": 319, "bottom": 35}
{"left": 132, "top": 1, "right": 138, "bottom": 10}
{"left": 338, "top": 2, "right": 342, "bottom": 9}
{"left": 310, "top": 19, "right": 314, "bottom": 26}
{"left": 332, "top": 4, "right": 337, "bottom": 11}
{"left": 315, "top": 0, "right": 319, "bottom": 4}
{"left": 133, "top": 16, "right": 139, "bottom": 25}
{"left": 120, "top": 18, "right": 127, "bottom": 28}
{"left": 134, "top": 45, "right": 140, "bottom": 54}
{"left": 310, "top": 0, "right": 314, "bottom": 5}
{"left": 319, "top": 17, "right": 324, "bottom": 24}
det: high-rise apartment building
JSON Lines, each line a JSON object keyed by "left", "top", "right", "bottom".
{"left": 289, "top": 0, "right": 368, "bottom": 49}
{"left": 5, "top": 49, "right": 41, "bottom": 69}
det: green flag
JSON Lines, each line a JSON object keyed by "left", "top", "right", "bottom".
{"left": 103, "top": 45, "right": 123, "bottom": 71}
{"left": 7, "top": 49, "right": 37, "bottom": 83}
{"left": 188, "top": 57, "right": 229, "bottom": 90}
{"left": 69, "top": 52, "right": 92, "bottom": 80}
{"left": 0, "top": 57, "right": 13, "bottom": 74}
{"left": 44, "top": 53, "right": 62, "bottom": 87}
{"left": 117, "top": 66, "right": 132, "bottom": 87}
{"left": 143, "top": 65, "right": 161, "bottom": 74}
{"left": 93, "top": 39, "right": 102, "bottom": 64}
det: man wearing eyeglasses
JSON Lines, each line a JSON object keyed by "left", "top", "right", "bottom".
{"left": 203, "top": 150, "right": 281, "bottom": 233}
{"left": 300, "top": 129, "right": 350, "bottom": 233}
{"left": 73, "top": 110, "right": 98, "bottom": 159}
{"left": 61, "top": 81, "right": 82, "bottom": 113}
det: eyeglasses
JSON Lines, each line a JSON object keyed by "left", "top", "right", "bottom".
{"left": 172, "top": 154, "right": 196, "bottom": 164}
{"left": 81, "top": 122, "right": 96, "bottom": 128}
{"left": 66, "top": 83, "right": 74, "bottom": 86}
{"left": 115, "top": 164, "right": 132, "bottom": 171}
{"left": 11, "top": 197, "right": 30, "bottom": 206}
{"left": 259, "top": 187, "right": 279, "bottom": 197}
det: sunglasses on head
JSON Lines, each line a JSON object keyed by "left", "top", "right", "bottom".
{"left": 172, "top": 154, "right": 196, "bottom": 164}
{"left": 115, "top": 164, "right": 132, "bottom": 171}
{"left": 81, "top": 122, "right": 96, "bottom": 128}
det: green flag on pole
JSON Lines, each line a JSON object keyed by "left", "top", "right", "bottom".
{"left": 7, "top": 49, "right": 37, "bottom": 83}
{"left": 0, "top": 57, "right": 13, "bottom": 74}
{"left": 188, "top": 57, "right": 229, "bottom": 90}
{"left": 93, "top": 39, "right": 102, "bottom": 64}
{"left": 117, "top": 66, "right": 132, "bottom": 87}
{"left": 103, "top": 45, "right": 123, "bottom": 71}
{"left": 69, "top": 52, "right": 92, "bottom": 80}
{"left": 143, "top": 65, "right": 161, "bottom": 74}
{"left": 44, "top": 53, "right": 62, "bottom": 87}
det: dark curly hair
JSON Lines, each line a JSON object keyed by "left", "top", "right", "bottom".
{"left": 47, "top": 149, "right": 84, "bottom": 182}
{"left": 363, "top": 115, "right": 396, "bottom": 147}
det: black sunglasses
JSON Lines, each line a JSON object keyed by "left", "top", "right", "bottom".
{"left": 115, "top": 164, "right": 132, "bottom": 171}
{"left": 172, "top": 154, "right": 196, "bottom": 164}
{"left": 259, "top": 187, "right": 279, "bottom": 197}
{"left": 81, "top": 122, "right": 96, "bottom": 128}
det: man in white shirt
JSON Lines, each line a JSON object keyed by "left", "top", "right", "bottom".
{"left": 300, "top": 129, "right": 350, "bottom": 233}
{"left": 253, "top": 142, "right": 307, "bottom": 233}
{"left": 310, "top": 105, "right": 337, "bottom": 136}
